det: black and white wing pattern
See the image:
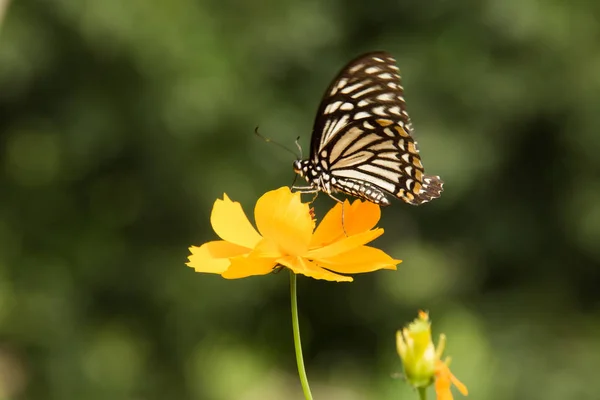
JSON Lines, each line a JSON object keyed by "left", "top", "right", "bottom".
{"left": 293, "top": 51, "right": 443, "bottom": 206}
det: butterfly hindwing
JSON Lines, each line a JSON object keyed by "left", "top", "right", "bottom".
{"left": 318, "top": 117, "right": 427, "bottom": 205}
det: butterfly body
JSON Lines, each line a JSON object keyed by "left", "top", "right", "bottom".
{"left": 293, "top": 51, "right": 443, "bottom": 206}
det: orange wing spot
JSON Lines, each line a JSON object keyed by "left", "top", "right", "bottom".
{"left": 394, "top": 125, "right": 409, "bottom": 137}
{"left": 405, "top": 192, "right": 415, "bottom": 201}
{"left": 396, "top": 188, "right": 406, "bottom": 197}
{"left": 377, "top": 119, "right": 394, "bottom": 127}
{"left": 413, "top": 158, "right": 423, "bottom": 168}
{"left": 414, "top": 170, "right": 423, "bottom": 182}
{"left": 412, "top": 182, "right": 422, "bottom": 194}
{"left": 407, "top": 142, "right": 417, "bottom": 154}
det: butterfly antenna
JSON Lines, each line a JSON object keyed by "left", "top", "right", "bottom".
{"left": 254, "top": 126, "right": 301, "bottom": 159}
{"left": 294, "top": 136, "right": 303, "bottom": 159}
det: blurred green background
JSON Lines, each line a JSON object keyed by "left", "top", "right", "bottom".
{"left": 1, "top": 0, "right": 600, "bottom": 399}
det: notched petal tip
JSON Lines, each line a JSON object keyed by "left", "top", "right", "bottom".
{"left": 211, "top": 193, "right": 262, "bottom": 249}
{"left": 186, "top": 241, "right": 250, "bottom": 274}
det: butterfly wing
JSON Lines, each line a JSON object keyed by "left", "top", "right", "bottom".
{"left": 310, "top": 52, "right": 412, "bottom": 156}
{"left": 325, "top": 117, "right": 444, "bottom": 204}
{"left": 310, "top": 52, "right": 442, "bottom": 205}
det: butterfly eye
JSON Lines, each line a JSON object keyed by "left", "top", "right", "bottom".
{"left": 292, "top": 160, "right": 303, "bottom": 174}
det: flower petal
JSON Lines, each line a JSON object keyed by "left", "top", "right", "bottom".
{"left": 317, "top": 245, "right": 401, "bottom": 274}
{"left": 186, "top": 241, "right": 250, "bottom": 274}
{"left": 254, "top": 187, "right": 314, "bottom": 256}
{"left": 221, "top": 255, "right": 278, "bottom": 279}
{"left": 434, "top": 362, "right": 454, "bottom": 400}
{"left": 253, "top": 237, "right": 282, "bottom": 258}
{"left": 311, "top": 199, "right": 381, "bottom": 248}
{"left": 307, "top": 228, "right": 384, "bottom": 260}
{"left": 450, "top": 371, "right": 469, "bottom": 396}
{"left": 278, "top": 256, "right": 353, "bottom": 282}
{"left": 435, "top": 360, "right": 468, "bottom": 400}
{"left": 211, "top": 194, "right": 262, "bottom": 248}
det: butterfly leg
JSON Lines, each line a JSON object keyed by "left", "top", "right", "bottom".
{"left": 272, "top": 263, "right": 285, "bottom": 274}
{"left": 310, "top": 191, "right": 319, "bottom": 203}
{"left": 291, "top": 185, "right": 318, "bottom": 193}
{"left": 291, "top": 185, "right": 321, "bottom": 203}
{"left": 341, "top": 201, "right": 348, "bottom": 237}
{"left": 324, "top": 192, "right": 349, "bottom": 237}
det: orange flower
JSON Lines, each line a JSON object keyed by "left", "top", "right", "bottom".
{"left": 435, "top": 359, "right": 469, "bottom": 400}
{"left": 396, "top": 311, "right": 468, "bottom": 399}
{"left": 186, "top": 186, "right": 401, "bottom": 282}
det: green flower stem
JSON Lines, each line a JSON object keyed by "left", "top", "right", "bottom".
{"left": 417, "top": 387, "right": 427, "bottom": 400}
{"left": 290, "top": 271, "right": 313, "bottom": 400}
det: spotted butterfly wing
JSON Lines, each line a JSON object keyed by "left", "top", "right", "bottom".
{"left": 293, "top": 51, "right": 443, "bottom": 206}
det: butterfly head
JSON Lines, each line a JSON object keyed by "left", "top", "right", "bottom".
{"left": 292, "top": 159, "right": 311, "bottom": 180}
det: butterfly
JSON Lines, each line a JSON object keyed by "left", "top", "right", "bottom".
{"left": 292, "top": 51, "right": 443, "bottom": 206}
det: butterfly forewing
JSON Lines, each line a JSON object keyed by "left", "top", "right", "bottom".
{"left": 300, "top": 51, "right": 443, "bottom": 206}
{"left": 311, "top": 52, "right": 414, "bottom": 155}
